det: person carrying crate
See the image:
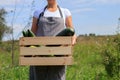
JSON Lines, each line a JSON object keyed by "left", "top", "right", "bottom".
{"left": 30, "top": 0, "right": 76, "bottom": 80}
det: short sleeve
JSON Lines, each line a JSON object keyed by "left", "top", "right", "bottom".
{"left": 64, "top": 8, "right": 71, "bottom": 18}
{"left": 33, "top": 11, "right": 39, "bottom": 19}
{"left": 33, "top": 9, "right": 43, "bottom": 19}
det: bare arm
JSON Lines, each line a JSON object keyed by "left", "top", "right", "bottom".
{"left": 31, "top": 17, "right": 38, "bottom": 34}
{"left": 65, "top": 16, "right": 73, "bottom": 28}
{"left": 65, "top": 16, "right": 77, "bottom": 45}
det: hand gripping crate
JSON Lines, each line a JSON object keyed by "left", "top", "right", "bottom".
{"left": 19, "top": 37, "right": 73, "bottom": 66}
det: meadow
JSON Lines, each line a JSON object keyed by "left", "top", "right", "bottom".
{"left": 0, "top": 36, "right": 119, "bottom": 80}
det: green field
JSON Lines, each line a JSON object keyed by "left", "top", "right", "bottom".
{"left": 0, "top": 36, "right": 119, "bottom": 80}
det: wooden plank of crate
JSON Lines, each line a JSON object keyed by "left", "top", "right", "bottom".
{"left": 19, "top": 37, "right": 72, "bottom": 46}
{"left": 19, "top": 56, "right": 73, "bottom": 66}
{"left": 20, "top": 46, "right": 72, "bottom": 56}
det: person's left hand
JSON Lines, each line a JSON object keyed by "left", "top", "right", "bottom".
{"left": 72, "top": 35, "right": 77, "bottom": 45}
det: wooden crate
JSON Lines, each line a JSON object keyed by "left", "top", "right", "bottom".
{"left": 19, "top": 37, "right": 73, "bottom": 66}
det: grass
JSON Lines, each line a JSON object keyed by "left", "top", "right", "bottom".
{"left": 0, "top": 36, "right": 119, "bottom": 80}
{"left": 66, "top": 44, "right": 107, "bottom": 80}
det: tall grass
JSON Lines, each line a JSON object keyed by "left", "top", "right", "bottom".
{"left": 101, "top": 35, "right": 120, "bottom": 80}
{"left": 0, "top": 36, "right": 119, "bottom": 80}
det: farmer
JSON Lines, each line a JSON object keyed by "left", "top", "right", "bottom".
{"left": 30, "top": 0, "right": 76, "bottom": 80}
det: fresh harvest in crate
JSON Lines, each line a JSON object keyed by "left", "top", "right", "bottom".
{"left": 22, "top": 27, "right": 75, "bottom": 37}
{"left": 56, "top": 27, "right": 75, "bottom": 36}
{"left": 22, "top": 27, "right": 75, "bottom": 47}
{"left": 22, "top": 29, "right": 35, "bottom": 37}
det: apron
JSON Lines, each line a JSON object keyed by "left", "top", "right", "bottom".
{"left": 30, "top": 6, "right": 66, "bottom": 80}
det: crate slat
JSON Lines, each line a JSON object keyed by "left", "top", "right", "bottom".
{"left": 19, "top": 56, "right": 73, "bottom": 66}
{"left": 19, "top": 37, "right": 73, "bottom": 66}
{"left": 20, "top": 46, "right": 72, "bottom": 56}
{"left": 19, "top": 37, "right": 72, "bottom": 46}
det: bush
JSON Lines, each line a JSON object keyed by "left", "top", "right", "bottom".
{"left": 101, "top": 35, "right": 120, "bottom": 79}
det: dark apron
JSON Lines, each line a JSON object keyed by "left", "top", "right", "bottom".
{"left": 30, "top": 6, "right": 66, "bottom": 80}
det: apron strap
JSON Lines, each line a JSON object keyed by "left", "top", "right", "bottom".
{"left": 37, "top": 6, "right": 47, "bottom": 26}
{"left": 57, "top": 5, "right": 63, "bottom": 18}
{"left": 37, "top": 5, "right": 63, "bottom": 25}
{"left": 40, "top": 6, "right": 47, "bottom": 17}
{"left": 39, "top": 5, "right": 63, "bottom": 18}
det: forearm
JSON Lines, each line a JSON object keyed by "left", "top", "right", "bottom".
{"left": 31, "top": 26, "right": 37, "bottom": 34}
{"left": 31, "top": 17, "right": 38, "bottom": 35}
{"left": 66, "top": 16, "right": 73, "bottom": 28}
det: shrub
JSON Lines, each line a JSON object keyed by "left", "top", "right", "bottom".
{"left": 101, "top": 35, "right": 120, "bottom": 79}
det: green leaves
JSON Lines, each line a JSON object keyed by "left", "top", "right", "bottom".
{"left": 0, "top": 8, "right": 11, "bottom": 41}
{"left": 22, "top": 29, "right": 35, "bottom": 37}
{"left": 101, "top": 35, "right": 120, "bottom": 78}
